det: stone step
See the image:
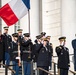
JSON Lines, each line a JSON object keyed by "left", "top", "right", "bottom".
{"left": 0, "top": 68, "right": 11, "bottom": 75}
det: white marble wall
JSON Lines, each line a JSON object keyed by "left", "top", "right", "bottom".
{"left": 42, "top": 0, "right": 61, "bottom": 55}
{"left": 61, "top": 0, "right": 76, "bottom": 54}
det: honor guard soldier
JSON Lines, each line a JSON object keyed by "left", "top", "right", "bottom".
{"left": 37, "top": 38, "right": 51, "bottom": 75}
{"left": 33, "top": 35, "right": 43, "bottom": 62}
{"left": 0, "top": 30, "right": 4, "bottom": 66}
{"left": 46, "top": 36, "right": 53, "bottom": 70}
{"left": 72, "top": 34, "right": 76, "bottom": 71}
{"left": 21, "top": 33, "right": 33, "bottom": 75}
{"left": 17, "top": 29, "right": 24, "bottom": 60}
{"left": 55, "top": 37, "right": 70, "bottom": 75}
{"left": 32, "top": 35, "right": 43, "bottom": 75}
{"left": 3, "top": 26, "right": 12, "bottom": 65}
{"left": 10, "top": 33, "right": 20, "bottom": 75}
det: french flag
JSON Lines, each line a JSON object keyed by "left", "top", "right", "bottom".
{"left": 0, "top": 0, "right": 30, "bottom": 26}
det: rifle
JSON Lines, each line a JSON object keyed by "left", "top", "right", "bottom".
{"left": 28, "top": 44, "right": 31, "bottom": 58}
{"left": 17, "top": 42, "right": 21, "bottom": 66}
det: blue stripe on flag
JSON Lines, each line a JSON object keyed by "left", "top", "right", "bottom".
{"left": 22, "top": 0, "right": 30, "bottom": 9}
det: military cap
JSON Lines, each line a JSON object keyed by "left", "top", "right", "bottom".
{"left": 36, "top": 35, "right": 42, "bottom": 39}
{"left": 42, "top": 38, "right": 48, "bottom": 41}
{"left": 41, "top": 32, "right": 46, "bottom": 36}
{"left": 12, "top": 33, "right": 18, "bottom": 37}
{"left": 3, "top": 26, "right": 9, "bottom": 30}
{"left": 59, "top": 36, "right": 66, "bottom": 41}
{"left": 17, "top": 29, "right": 23, "bottom": 32}
{"left": 46, "top": 36, "right": 51, "bottom": 39}
{"left": 23, "top": 33, "right": 30, "bottom": 37}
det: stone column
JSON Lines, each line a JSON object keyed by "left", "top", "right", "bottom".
{"left": 30, "top": 0, "right": 40, "bottom": 41}
{"left": 21, "top": 0, "right": 40, "bottom": 42}
{"left": 61, "top": 0, "right": 76, "bottom": 53}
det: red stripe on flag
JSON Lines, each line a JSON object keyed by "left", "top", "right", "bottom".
{"left": 0, "top": 4, "right": 18, "bottom": 26}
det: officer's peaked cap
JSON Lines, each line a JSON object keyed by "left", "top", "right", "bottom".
{"left": 42, "top": 38, "right": 48, "bottom": 41}
{"left": 4, "top": 26, "right": 9, "bottom": 30}
{"left": 17, "top": 29, "right": 23, "bottom": 32}
{"left": 12, "top": 33, "right": 18, "bottom": 37}
{"left": 23, "top": 33, "right": 30, "bottom": 37}
{"left": 46, "top": 36, "right": 51, "bottom": 39}
{"left": 36, "top": 35, "right": 42, "bottom": 39}
{"left": 59, "top": 36, "right": 66, "bottom": 40}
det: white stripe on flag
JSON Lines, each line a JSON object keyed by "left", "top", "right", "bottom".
{"left": 8, "top": 0, "right": 28, "bottom": 19}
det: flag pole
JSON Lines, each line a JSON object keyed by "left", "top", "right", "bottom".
{"left": 28, "top": 9, "right": 30, "bottom": 34}
{"left": 28, "top": 9, "right": 31, "bottom": 59}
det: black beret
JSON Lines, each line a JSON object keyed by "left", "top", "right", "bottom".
{"left": 41, "top": 32, "right": 46, "bottom": 36}
{"left": 12, "top": 33, "right": 18, "bottom": 37}
{"left": 36, "top": 35, "right": 42, "bottom": 39}
{"left": 3, "top": 26, "right": 9, "bottom": 30}
{"left": 23, "top": 33, "right": 30, "bottom": 37}
{"left": 59, "top": 36, "right": 66, "bottom": 40}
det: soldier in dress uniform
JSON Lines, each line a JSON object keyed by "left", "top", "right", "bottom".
{"left": 0, "top": 30, "right": 4, "bottom": 66}
{"left": 3, "top": 26, "right": 12, "bottom": 65}
{"left": 37, "top": 38, "right": 51, "bottom": 75}
{"left": 17, "top": 29, "right": 24, "bottom": 60}
{"left": 32, "top": 35, "right": 43, "bottom": 75}
{"left": 46, "top": 36, "right": 53, "bottom": 70}
{"left": 33, "top": 35, "right": 43, "bottom": 62}
{"left": 72, "top": 34, "right": 76, "bottom": 71}
{"left": 55, "top": 37, "right": 70, "bottom": 75}
{"left": 10, "top": 33, "right": 20, "bottom": 75}
{"left": 21, "top": 33, "right": 33, "bottom": 75}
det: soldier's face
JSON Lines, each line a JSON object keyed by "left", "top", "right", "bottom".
{"left": 18, "top": 32, "right": 22, "bottom": 36}
{"left": 43, "top": 41, "right": 47, "bottom": 46}
{"left": 14, "top": 37, "right": 18, "bottom": 41}
{"left": 4, "top": 29, "right": 8, "bottom": 34}
{"left": 60, "top": 40, "right": 65, "bottom": 46}
{"left": 24, "top": 37, "right": 29, "bottom": 40}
